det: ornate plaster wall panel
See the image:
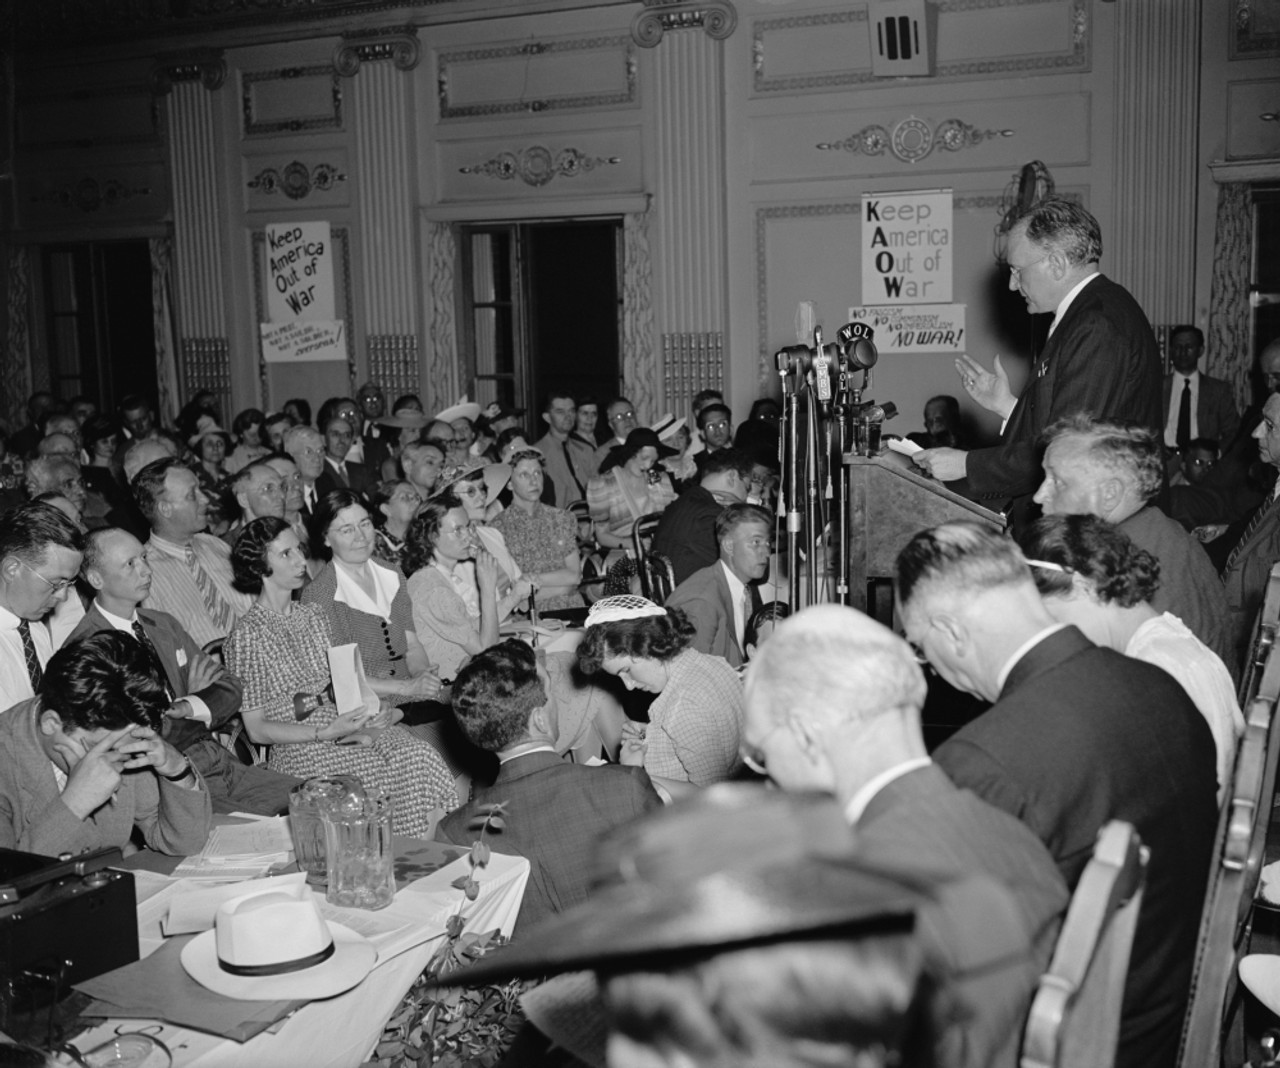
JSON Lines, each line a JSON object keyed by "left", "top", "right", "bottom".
{"left": 1226, "top": 78, "right": 1280, "bottom": 160}
{"left": 243, "top": 151, "right": 351, "bottom": 211}
{"left": 16, "top": 85, "right": 158, "bottom": 149}
{"left": 435, "top": 35, "right": 637, "bottom": 120}
{"left": 752, "top": 0, "right": 1087, "bottom": 97}
{"left": 241, "top": 66, "right": 343, "bottom": 136}
{"left": 19, "top": 161, "right": 169, "bottom": 229}
{"left": 751, "top": 93, "right": 1086, "bottom": 184}
{"left": 1231, "top": 0, "right": 1280, "bottom": 58}
{"left": 437, "top": 128, "right": 641, "bottom": 202}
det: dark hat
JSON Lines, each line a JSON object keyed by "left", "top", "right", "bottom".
{"left": 436, "top": 786, "right": 939, "bottom": 986}
{"left": 598, "top": 427, "right": 678, "bottom": 474}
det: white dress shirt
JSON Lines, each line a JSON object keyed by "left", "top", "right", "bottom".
{"left": 1164, "top": 371, "right": 1201, "bottom": 448}
{"left": 0, "top": 604, "right": 51, "bottom": 713}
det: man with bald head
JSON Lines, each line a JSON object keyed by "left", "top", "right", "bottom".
{"left": 742, "top": 603, "right": 1066, "bottom": 1068}
{"left": 895, "top": 521, "right": 1216, "bottom": 1068}
{"left": 221, "top": 462, "right": 285, "bottom": 545}
{"left": 69, "top": 527, "right": 297, "bottom": 814}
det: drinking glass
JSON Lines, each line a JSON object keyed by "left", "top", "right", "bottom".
{"left": 321, "top": 788, "right": 396, "bottom": 910}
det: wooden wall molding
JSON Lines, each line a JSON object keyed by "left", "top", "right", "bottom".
{"left": 28, "top": 176, "right": 153, "bottom": 213}
{"left": 437, "top": 35, "right": 637, "bottom": 121}
{"left": 333, "top": 26, "right": 421, "bottom": 77}
{"left": 752, "top": 0, "right": 1088, "bottom": 96}
{"left": 631, "top": 1, "right": 738, "bottom": 48}
{"left": 242, "top": 66, "right": 343, "bottom": 137}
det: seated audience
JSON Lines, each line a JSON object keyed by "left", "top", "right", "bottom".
{"left": 574, "top": 396, "right": 600, "bottom": 447}
{"left": 652, "top": 448, "right": 750, "bottom": 586}
{"left": 595, "top": 397, "right": 641, "bottom": 466}
{"left": 436, "top": 639, "right": 661, "bottom": 934}
{"left": 665, "top": 503, "right": 772, "bottom": 668}
{"left": 0, "top": 502, "right": 84, "bottom": 711}
{"left": 576, "top": 595, "right": 745, "bottom": 794}
{"left": 1162, "top": 325, "right": 1240, "bottom": 457}
{"left": 317, "top": 415, "right": 375, "bottom": 497}
{"left": 222, "top": 461, "right": 285, "bottom": 545}
{"left": 0, "top": 630, "right": 210, "bottom": 856}
{"left": 263, "top": 453, "right": 310, "bottom": 551}
{"left": 25, "top": 455, "right": 88, "bottom": 523}
{"left": 81, "top": 414, "right": 126, "bottom": 500}
{"left": 743, "top": 603, "right": 1067, "bottom": 1068}
{"left": 393, "top": 394, "right": 424, "bottom": 415}
{"left": 655, "top": 413, "right": 697, "bottom": 487}
{"left": 1035, "top": 415, "right": 1233, "bottom": 675}
{"left": 10, "top": 391, "right": 57, "bottom": 457}
{"left": 69, "top": 527, "right": 298, "bottom": 816}
{"left": 283, "top": 397, "right": 312, "bottom": 428}
{"left": 355, "top": 382, "right": 390, "bottom": 470}
{"left": 263, "top": 411, "right": 292, "bottom": 451}
{"left": 368, "top": 479, "right": 422, "bottom": 569}
{"left": 119, "top": 394, "right": 160, "bottom": 443}
{"left": 907, "top": 394, "right": 966, "bottom": 450}
{"left": 373, "top": 410, "right": 429, "bottom": 482}
{"left": 436, "top": 459, "right": 530, "bottom": 598}
{"left": 743, "top": 599, "right": 790, "bottom": 661}
{"left": 1020, "top": 513, "right": 1243, "bottom": 803}
{"left": 897, "top": 521, "right": 1217, "bottom": 1068}
{"left": 135, "top": 457, "right": 252, "bottom": 648}
{"left": 534, "top": 391, "right": 598, "bottom": 508}
{"left": 692, "top": 402, "right": 734, "bottom": 475}
{"left": 223, "top": 517, "right": 456, "bottom": 837}
{"left": 491, "top": 450, "right": 583, "bottom": 613}
{"left": 226, "top": 407, "right": 270, "bottom": 474}
{"left": 283, "top": 425, "right": 327, "bottom": 516}
{"left": 587, "top": 428, "right": 678, "bottom": 554}
{"left": 401, "top": 439, "right": 447, "bottom": 500}
{"left": 191, "top": 428, "right": 231, "bottom": 495}
{"left": 1175, "top": 437, "right": 1219, "bottom": 488}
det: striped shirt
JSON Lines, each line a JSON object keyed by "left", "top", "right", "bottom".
{"left": 141, "top": 533, "right": 253, "bottom": 649}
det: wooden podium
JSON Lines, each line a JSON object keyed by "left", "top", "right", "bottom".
{"left": 844, "top": 450, "right": 1007, "bottom": 616}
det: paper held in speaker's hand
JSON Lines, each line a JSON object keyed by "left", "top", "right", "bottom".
{"left": 329, "top": 643, "right": 380, "bottom": 719}
{"left": 887, "top": 438, "right": 923, "bottom": 457}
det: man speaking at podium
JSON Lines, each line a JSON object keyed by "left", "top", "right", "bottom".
{"left": 912, "top": 197, "right": 1162, "bottom": 522}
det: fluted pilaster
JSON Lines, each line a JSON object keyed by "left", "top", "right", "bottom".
{"left": 652, "top": 28, "right": 726, "bottom": 413}
{"left": 1110, "top": 3, "right": 1200, "bottom": 329}
{"left": 352, "top": 62, "right": 417, "bottom": 340}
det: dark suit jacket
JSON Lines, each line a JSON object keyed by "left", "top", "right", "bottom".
{"left": 1223, "top": 493, "right": 1280, "bottom": 669}
{"left": 436, "top": 750, "right": 661, "bottom": 935}
{"left": 1162, "top": 372, "right": 1240, "bottom": 450}
{"left": 856, "top": 765, "right": 1068, "bottom": 1068}
{"left": 317, "top": 459, "right": 375, "bottom": 499}
{"left": 664, "top": 562, "right": 760, "bottom": 667}
{"left": 68, "top": 603, "right": 243, "bottom": 753}
{"left": 651, "top": 484, "right": 723, "bottom": 586}
{"left": 966, "top": 275, "right": 1163, "bottom": 500}
{"left": 934, "top": 626, "right": 1218, "bottom": 1068}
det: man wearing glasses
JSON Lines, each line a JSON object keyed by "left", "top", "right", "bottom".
{"left": 913, "top": 197, "right": 1161, "bottom": 521}
{"left": 0, "top": 501, "right": 85, "bottom": 712}
{"left": 741, "top": 602, "right": 1067, "bottom": 1068}
{"left": 594, "top": 397, "right": 640, "bottom": 467}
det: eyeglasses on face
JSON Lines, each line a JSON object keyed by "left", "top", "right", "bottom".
{"left": 1007, "top": 254, "right": 1049, "bottom": 280}
{"left": 19, "top": 558, "right": 76, "bottom": 594}
{"left": 739, "top": 721, "right": 784, "bottom": 777}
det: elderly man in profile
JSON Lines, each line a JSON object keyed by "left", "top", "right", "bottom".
{"left": 437, "top": 639, "right": 661, "bottom": 934}
{"left": 1033, "top": 415, "right": 1233, "bottom": 673}
{"left": 221, "top": 462, "right": 285, "bottom": 545}
{"left": 742, "top": 603, "right": 1066, "bottom": 1068}
{"left": 895, "top": 521, "right": 1217, "bottom": 1068}
{"left": 914, "top": 197, "right": 1161, "bottom": 516}
{"left": 401, "top": 440, "right": 447, "bottom": 500}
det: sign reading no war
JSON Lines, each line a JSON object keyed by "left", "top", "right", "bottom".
{"left": 264, "top": 220, "right": 335, "bottom": 323}
{"left": 861, "top": 190, "right": 952, "bottom": 306}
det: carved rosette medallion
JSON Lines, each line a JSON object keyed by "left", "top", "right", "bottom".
{"left": 818, "top": 117, "right": 1013, "bottom": 164}
{"left": 459, "top": 147, "right": 621, "bottom": 187}
{"left": 247, "top": 161, "right": 347, "bottom": 199}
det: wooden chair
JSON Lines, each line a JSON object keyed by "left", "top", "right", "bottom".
{"left": 1021, "top": 821, "right": 1148, "bottom": 1068}
{"left": 631, "top": 512, "right": 667, "bottom": 602}
{"left": 1239, "top": 564, "right": 1280, "bottom": 707}
{"left": 1176, "top": 572, "right": 1280, "bottom": 1068}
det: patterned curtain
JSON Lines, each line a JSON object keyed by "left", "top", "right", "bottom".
{"left": 2, "top": 245, "right": 30, "bottom": 432}
{"left": 426, "top": 220, "right": 459, "bottom": 408}
{"left": 623, "top": 209, "right": 657, "bottom": 418}
{"left": 1206, "top": 182, "right": 1253, "bottom": 408}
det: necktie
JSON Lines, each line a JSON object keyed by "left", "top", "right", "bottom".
{"left": 17, "top": 620, "right": 42, "bottom": 692}
{"left": 562, "top": 441, "right": 586, "bottom": 499}
{"left": 740, "top": 584, "right": 754, "bottom": 650}
{"left": 1177, "top": 378, "right": 1192, "bottom": 452}
{"left": 131, "top": 620, "right": 174, "bottom": 700}
{"left": 185, "top": 545, "right": 233, "bottom": 634}
{"left": 1224, "top": 495, "right": 1278, "bottom": 576}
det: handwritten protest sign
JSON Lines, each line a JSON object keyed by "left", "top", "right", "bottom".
{"left": 861, "top": 190, "right": 952, "bottom": 306}
{"left": 847, "top": 304, "right": 966, "bottom": 353}
{"left": 264, "top": 221, "right": 334, "bottom": 322}
{"left": 260, "top": 320, "right": 347, "bottom": 363}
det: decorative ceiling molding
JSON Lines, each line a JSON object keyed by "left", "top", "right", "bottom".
{"left": 247, "top": 161, "right": 347, "bottom": 200}
{"left": 150, "top": 49, "right": 226, "bottom": 95}
{"left": 459, "top": 146, "right": 621, "bottom": 187}
{"left": 632, "top": 1, "right": 738, "bottom": 48}
{"left": 817, "top": 117, "right": 1014, "bottom": 164}
{"left": 333, "top": 26, "right": 421, "bottom": 77}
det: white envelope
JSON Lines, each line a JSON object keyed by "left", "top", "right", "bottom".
{"left": 328, "top": 643, "right": 379, "bottom": 719}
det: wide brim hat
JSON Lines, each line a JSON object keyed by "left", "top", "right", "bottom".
{"left": 181, "top": 885, "right": 377, "bottom": 1001}
{"left": 377, "top": 411, "right": 431, "bottom": 430}
{"left": 597, "top": 427, "right": 677, "bottom": 474}
{"left": 434, "top": 398, "right": 483, "bottom": 425}
{"left": 434, "top": 457, "right": 511, "bottom": 506}
{"left": 650, "top": 413, "right": 687, "bottom": 442}
{"left": 435, "top": 785, "right": 936, "bottom": 987}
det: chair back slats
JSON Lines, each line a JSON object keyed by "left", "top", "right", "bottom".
{"left": 1176, "top": 587, "right": 1280, "bottom": 1068}
{"left": 1238, "top": 563, "right": 1280, "bottom": 707}
{"left": 631, "top": 512, "right": 666, "bottom": 601}
{"left": 1022, "top": 821, "right": 1147, "bottom": 1068}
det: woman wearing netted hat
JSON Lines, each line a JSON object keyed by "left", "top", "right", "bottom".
{"left": 576, "top": 595, "right": 745, "bottom": 795}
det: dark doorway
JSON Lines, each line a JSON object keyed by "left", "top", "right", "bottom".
{"left": 41, "top": 240, "right": 157, "bottom": 415}
{"left": 459, "top": 219, "right": 622, "bottom": 424}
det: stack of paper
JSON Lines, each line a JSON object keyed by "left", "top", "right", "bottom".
{"left": 172, "top": 816, "right": 294, "bottom": 881}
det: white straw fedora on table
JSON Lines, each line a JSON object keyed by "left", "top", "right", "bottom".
{"left": 181, "top": 883, "right": 377, "bottom": 1001}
